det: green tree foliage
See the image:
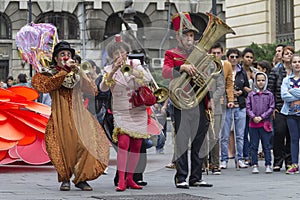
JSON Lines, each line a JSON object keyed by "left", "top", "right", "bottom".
{"left": 152, "top": 69, "right": 170, "bottom": 88}
{"left": 248, "top": 42, "right": 278, "bottom": 63}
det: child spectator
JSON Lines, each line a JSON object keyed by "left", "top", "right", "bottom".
{"left": 246, "top": 72, "right": 275, "bottom": 174}
{"left": 257, "top": 60, "right": 272, "bottom": 76}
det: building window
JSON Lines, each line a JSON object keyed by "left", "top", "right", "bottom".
{"left": 36, "top": 12, "right": 79, "bottom": 40}
{"left": 276, "top": 0, "right": 294, "bottom": 45}
{"left": 0, "top": 13, "right": 11, "bottom": 39}
{"left": 0, "top": 60, "right": 9, "bottom": 81}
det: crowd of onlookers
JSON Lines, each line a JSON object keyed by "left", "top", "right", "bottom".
{"left": 163, "top": 43, "right": 300, "bottom": 176}
{"left": 0, "top": 73, "right": 29, "bottom": 89}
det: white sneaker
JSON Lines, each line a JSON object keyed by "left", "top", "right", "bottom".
{"left": 265, "top": 165, "right": 272, "bottom": 174}
{"left": 220, "top": 161, "right": 227, "bottom": 169}
{"left": 252, "top": 165, "right": 259, "bottom": 174}
{"left": 176, "top": 181, "right": 189, "bottom": 189}
{"left": 238, "top": 160, "right": 248, "bottom": 168}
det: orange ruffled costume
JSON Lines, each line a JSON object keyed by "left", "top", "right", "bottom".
{"left": 0, "top": 86, "right": 51, "bottom": 165}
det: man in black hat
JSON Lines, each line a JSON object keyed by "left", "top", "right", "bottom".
{"left": 31, "top": 41, "right": 110, "bottom": 191}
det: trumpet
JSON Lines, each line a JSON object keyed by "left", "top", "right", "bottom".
{"left": 144, "top": 67, "right": 169, "bottom": 103}
{"left": 121, "top": 63, "right": 133, "bottom": 76}
{"left": 62, "top": 59, "right": 93, "bottom": 74}
{"left": 81, "top": 60, "right": 93, "bottom": 74}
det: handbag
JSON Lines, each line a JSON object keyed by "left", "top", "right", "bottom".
{"left": 131, "top": 86, "right": 156, "bottom": 107}
{"left": 263, "top": 120, "right": 272, "bottom": 133}
{"left": 138, "top": 86, "right": 156, "bottom": 106}
{"left": 131, "top": 89, "right": 144, "bottom": 107}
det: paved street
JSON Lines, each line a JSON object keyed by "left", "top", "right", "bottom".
{"left": 1, "top": 130, "right": 300, "bottom": 200}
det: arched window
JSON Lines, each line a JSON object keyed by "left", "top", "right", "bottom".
{"left": 0, "top": 13, "right": 11, "bottom": 39}
{"left": 36, "top": 12, "right": 79, "bottom": 40}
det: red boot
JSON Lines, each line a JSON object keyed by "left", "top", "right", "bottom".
{"left": 126, "top": 178, "right": 143, "bottom": 190}
{"left": 115, "top": 181, "right": 126, "bottom": 192}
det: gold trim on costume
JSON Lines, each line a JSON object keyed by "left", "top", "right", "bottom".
{"left": 103, "top": 73, "right": 116, "bottom": 87}
{"left": 134, "top": 69, "right": 145, "bottom": 85}
{"left": 112, "top": 127, "right": 150, "bottom": 142}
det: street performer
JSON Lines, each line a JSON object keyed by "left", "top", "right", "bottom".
{"left": 162, "top": 12, "right": 213, "bottom": 189}
{"left": 31, "top": 41, "right": 110, "bottom": 191}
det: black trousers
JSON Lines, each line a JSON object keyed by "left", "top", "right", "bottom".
{"left": 173, "top": 101, "right": 209, "bottom": 184}
{"left": 273, "top": 112, "right": 292, "bottom": 168}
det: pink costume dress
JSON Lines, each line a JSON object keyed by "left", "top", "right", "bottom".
{"left": 103, "top": 59, "right": 152, "bottom": 142}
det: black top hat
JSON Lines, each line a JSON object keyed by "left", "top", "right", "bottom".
{"left": 52, "top": 41, "right": 75, "bottom": 65}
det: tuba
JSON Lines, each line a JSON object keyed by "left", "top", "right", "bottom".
{"left": 169, "top": 12, "right": 236, "bottom": 110}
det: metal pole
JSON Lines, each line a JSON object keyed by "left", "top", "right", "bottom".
{"left": 28, "top": 0, "right": 32, "bottom": 23}
{"left": 212, "top": 0, "right": 217, "bottom": 15}
{"left": 82, "top": 1, "right": 86, "bottom": 59}
{"left": 28, "top": 0, "right": 32, "bottom": 77}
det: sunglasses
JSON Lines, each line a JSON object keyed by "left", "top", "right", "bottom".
{"left": 229, "top": 55, "right": 239, "bottom": 59}
{"left": 212, "top": 52, "right": 221, "bottom": 55}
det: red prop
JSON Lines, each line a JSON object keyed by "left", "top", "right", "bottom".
{"left": 0, "top": 86, "right": 51, "bottom": 165}
{"left": 130, "top": 86, "right": 156, "bottom": 107}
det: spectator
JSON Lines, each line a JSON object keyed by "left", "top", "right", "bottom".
{"left": 281, "top": 54, "right": 300, "bottom": 174}
{"left": 246, "top": 72, "right": 274, "bottom": 174}
{"left": 6, "top": 76, "right": 14, "bottom": 88}
{"left": 267, "top": 46, "right": 294, "bottom": 172}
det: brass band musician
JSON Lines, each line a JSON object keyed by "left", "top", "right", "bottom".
{"left": 162, "top": 12, "right": 213, "bottom": 189}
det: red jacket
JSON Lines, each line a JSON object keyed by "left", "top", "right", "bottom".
{"left": 162, "top": 47, "right": 188, "bottom": 79}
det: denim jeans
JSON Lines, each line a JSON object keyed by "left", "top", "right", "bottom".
{"left": 287, "top": 115, "right": 300, "bottom": 164}
{"left": 249, "top": 127, "right": 272, "bottom": 166}
{"left": 156, "top": 132, "right": 166, "bottom": 151}
{"left": 220, "top": 107, "right": 246, "bottom": 162}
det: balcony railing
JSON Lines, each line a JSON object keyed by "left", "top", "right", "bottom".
{"left": 276, "top": 32, "right": 294, "bottom": 46}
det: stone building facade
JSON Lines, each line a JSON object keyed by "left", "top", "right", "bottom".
{"left": 0, "top": 0, "right": 298, "bottom": 80}
{"left": 225, "top": 0, "right": 299, "bottom": 50}
{"left": 0, "top": 0, "right": 225, "bottom": 80}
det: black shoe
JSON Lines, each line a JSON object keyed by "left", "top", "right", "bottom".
{"left": 136, "top": 180, "right": 148, "bottom": 186}
{"left": 75, "top": 181, "right": 93, "bottom": 191}
{"left": 273, "top": 166, "right": 281, "bottom": 172}
{"left": 176, "top": 181, "right": 189, "bottom": 189}
{"left": 60, "top": 181, "right": 70, "bottom": 191}
{"left": 189, "top": 180, "right": 213, "bottom": 187}
{"left": 212, "top": 167, "right": 221, "bottom": 175}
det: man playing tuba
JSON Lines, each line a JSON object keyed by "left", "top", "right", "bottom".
{"left": 162, "top": 12, "right": 213, "bottom": 189}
